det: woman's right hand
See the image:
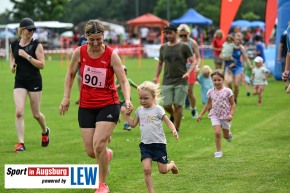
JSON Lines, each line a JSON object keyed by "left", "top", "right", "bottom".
{"left": 282, "top": 70, "right": 289, "bottom": 82}
{"left": 59, "top": 97, "right": 70, "bottom": 115}
{"left": 11, "top": 64, "right": 16, "bottom": 73}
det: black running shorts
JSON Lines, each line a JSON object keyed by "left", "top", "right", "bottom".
{"left": 78, "top": 104, "right": 120, "bottom": 128}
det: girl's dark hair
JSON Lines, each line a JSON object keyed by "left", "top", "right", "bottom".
{"left": 210, "top": 69, "right": 224, "bottom": 80}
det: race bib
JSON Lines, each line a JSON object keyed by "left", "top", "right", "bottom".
{"left": 83, "top": 65, "right": 107, "bottom": 88}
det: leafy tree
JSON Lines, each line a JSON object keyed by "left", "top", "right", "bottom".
{"left": 242, "top": 12, "right": 261, "bottom": 21}
{"left": 9, "top": 0, "right": 69, "bottom": 21}
{"left": 235, "top": 0, "right": 266, "bottom": 21}
{"left": 154, "top": 0, "right": 187, "bottom": 21}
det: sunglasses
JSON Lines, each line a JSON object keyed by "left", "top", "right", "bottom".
{"left": 26, "top": 28, "right": 35, "bottom": 32}
{"left": 179, "top": 34, "right": 188, "bottom": 38}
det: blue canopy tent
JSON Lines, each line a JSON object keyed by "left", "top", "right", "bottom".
{"left": 231, "top": 20, "right": 251, "bottom": 28}
{"left": 171, "top": 8, "right": 212, "bottom": 25}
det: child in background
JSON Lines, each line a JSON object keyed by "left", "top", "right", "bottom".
{"left": 115, "top": 65, "right": 138, "bottom": 130}
{"left": 125, "top": 81, "right": 179, "bottom": 193}
{"left": 250, "top": 56, "right": 270, "bottom": 105}
{"left": 244, "top": 60, "right": 253, "bottom": 96}
{"left": 197, "top": 69, "right": 235, "bottom": 158}
{"left": 197, "top": 65, "right": 214, "bottom": 105}
{"left": 220, "top": 35, "right": 236, "bottom": 73}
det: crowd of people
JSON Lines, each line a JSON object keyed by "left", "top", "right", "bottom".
{"left": 9, "top": 16, "right": 290, "bottom": 193}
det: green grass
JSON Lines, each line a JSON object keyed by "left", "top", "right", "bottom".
{"left": 0, "top": 56, "right": 290, "bottom": 193}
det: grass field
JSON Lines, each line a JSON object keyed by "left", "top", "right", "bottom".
{"left": 0, "top": 56, "right": 290, "bottom": 193}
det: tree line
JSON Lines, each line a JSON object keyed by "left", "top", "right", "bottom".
{"left": 0, "top": 0, "right": 266, "bottom": 27}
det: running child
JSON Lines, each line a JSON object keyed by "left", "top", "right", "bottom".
{"left": 125, "top": 81, "right": 179, "bottom": 193}
{"left": 197, "top": 69, "right": 235, "bottom": 158}
{"left": 197, "top": 65, "right": 214, "bottom": 105}
{"left": 250, "top": 56, "right": 270, "bottom": 105}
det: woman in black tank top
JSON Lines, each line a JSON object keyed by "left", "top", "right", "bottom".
{"left": 10, "top": 18, "right": 50, "bottom": 152}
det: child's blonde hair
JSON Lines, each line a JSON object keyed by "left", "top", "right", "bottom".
{"left": 137, "top": 81, "right": 162, "bottom": 105}
{"left": 201, "top": 65, "right": 212, "bottom": 77}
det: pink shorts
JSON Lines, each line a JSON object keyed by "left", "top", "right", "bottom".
{"left": 188, "top": 71, "right": 197, "bottom": 84}
{"left": 253, "top": 85, "right": 265, "bottom": 91}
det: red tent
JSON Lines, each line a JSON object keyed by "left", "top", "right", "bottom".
{"left": 127, "top": 13, "right": 169, "bottom": 44}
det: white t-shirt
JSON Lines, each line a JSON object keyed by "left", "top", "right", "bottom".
{"left": 135, "top": 105, "right": 166, "bottom": 144}
{"left": 252, "top": 66, "right": 269, "bottom": 85}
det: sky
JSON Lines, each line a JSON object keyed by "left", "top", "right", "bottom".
{"left": 0, "top": 0, "right": 14, "bottom": 14}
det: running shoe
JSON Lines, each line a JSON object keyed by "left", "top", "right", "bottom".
{"left": 13, "top": 143, "right": 26, "bottom": 152}
{"left": 123, "top": 123, "right": 131, "bottom": 130}
{"left": 226, "top": 133, "right": 233, "bottom": 142}
{"left": 214, "top": 151, "right": 223, "bottom": 158}
{"left": 41, "top": 128, "right": 50, "bottom": 147}
{"left": 191, "top": 108, "right": 198, "bottom": 118}
{"left": 95, "top": 182, "right": 110, "bottom": 193}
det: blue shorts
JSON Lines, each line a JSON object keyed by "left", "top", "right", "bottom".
{"left": 231, "top": 66, "right": 243, "bottom": 75}
{"left": 139, "top": 142, "right": 168, "bottom": 164}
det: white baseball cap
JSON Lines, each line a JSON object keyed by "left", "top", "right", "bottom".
{"left": 254, "top": 56, "right": 263, "bottom": 63}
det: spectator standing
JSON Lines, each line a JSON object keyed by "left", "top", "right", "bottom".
{"left": 211, "top": 29, "right": 224, "bottom": 69}
{"left": 277, "top": 30, "right": 287, "bottom": 72}
{"left": 282, "top": 25, "right": 290, "bottom": 82}
{"left": 254, "top": 35, "right": 265, "bottom": 62}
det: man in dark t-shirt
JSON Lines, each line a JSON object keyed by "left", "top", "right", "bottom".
{"left": 153, "top": 24, "right": 196, "bottom": 132}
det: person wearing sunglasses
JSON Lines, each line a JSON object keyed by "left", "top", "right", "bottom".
{"left": 153, "top": 24, "right": 196, "bottom": 132}
{"left": 10, "top": 17, "right": 50, "bottom": 152}
{"left": 177, "top": 24, "right": 200, "bottom": 118}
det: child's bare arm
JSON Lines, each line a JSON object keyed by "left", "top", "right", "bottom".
{"left": 163, "top": 115, "right": 178, "bottom": 139}
{"left": 228, "top": 62, "right": 236, "bottom": 69}
{"left": 227, "top": 95, "right": 235, "bottom": 122}
{"left": 197, "top": 98, "right": 212, "bottom": 122}
{"left": 125, "top": 109, "right": 139, "bottom": 128}
{"left": 264, "top": 71, "right": 270, "bottom": 81}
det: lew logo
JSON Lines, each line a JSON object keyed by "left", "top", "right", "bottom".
{"left": 70, "top": 167, "right": 98, "bottom": 186}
